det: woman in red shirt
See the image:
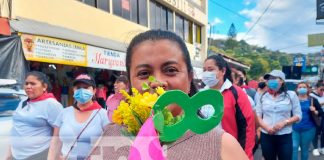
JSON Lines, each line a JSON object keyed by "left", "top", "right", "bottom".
{"left": 202, "top": 55, "right": 256, "bottom": 160}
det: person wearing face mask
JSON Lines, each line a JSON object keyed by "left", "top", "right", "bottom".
{"left": 255, "top": 70, "right": 302, "bottom": 160}
{"left": 202, "top": 55, "right": 255, "bottom": 160}
{"left": 48, "top": 74, "right": 109, "bottom": 160}
{"left": 310, "top": 81, "right": 324, "bottom": 156}
{"left": 292, "top": 82, "right": 323, "bottom": 160}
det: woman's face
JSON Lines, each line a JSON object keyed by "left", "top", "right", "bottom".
{"left": 114, "top": 81, "right": 127, "bottom": 93}
{"left": 267, "top": 76, "right": 283, "bottom": 90}
{"left": 203, "top": 59, "right": 225, "bottom": 83}
{"left": 73, "top": 83, "right": 95, "bottom": 95}
{"left": 24, "top": 75, "right": 47, "bottom": 99}
{"left": 129, "top": 39, "right": 192, "bottom": 94}
{"left": 297, "top": 83, "right": 307, "bottom": 90}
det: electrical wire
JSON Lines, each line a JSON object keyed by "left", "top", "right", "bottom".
{"left": 242, "top": 0, "right": 275, "bottom": 39}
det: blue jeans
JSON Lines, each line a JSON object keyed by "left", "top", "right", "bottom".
{"left": 261, "top": 132, "right": 292, "bottom": 160}
{"left": 292, "top": 127, "right": 316, "bottom": 160}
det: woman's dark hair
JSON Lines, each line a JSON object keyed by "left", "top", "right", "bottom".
{"left": 236, "top": 67, "right": 248, "bottom": 84}
{"left": 316, "top": 81, "right": 324, "bottom": 88}
{"left": 258, "top": 82, "right": 266, "bottom": 89}
{"left": 26, "top": 71, "right": 52, "bottom": 92}
{"left": 116, "top": 75, "right": 129, "bottom": 85}
{"left": 126, "top": 29, "right": 197, "bottom": 96}
{"left": 277, "top": 81, "right": 288, "bottom": 95}
{"left": 205, "top": 55, "right": 233, "bottom": 83}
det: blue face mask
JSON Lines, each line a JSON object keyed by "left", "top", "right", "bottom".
{"left": 201, "top": 71, "right": 219, "bottom": 87}
{"left": 267, "top": 79, "right": 280, "bottom": 91}
{"left": 297, "top": 88, "right": 308, "bottom": 95}
{"left": 73, "top": 88, "right": 93, "bottom": 104}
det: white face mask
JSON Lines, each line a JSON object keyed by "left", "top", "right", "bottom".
{"left": 201, "top": 71, "right": 219, "bottom": 87}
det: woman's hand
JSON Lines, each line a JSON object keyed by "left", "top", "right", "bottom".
{"left": 265, "top": 126, "right": 276, "bottom": 135}
{"left": 273, "top": 121, "right": 286, "bottom": 133}
{"left": 310, "top": 106, "right": 318, "bottom": 115}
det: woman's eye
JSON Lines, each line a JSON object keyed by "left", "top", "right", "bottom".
{"left": 164, "top": 67, "right": 178, "bottom": 75}
{"left": 137, "top": 71, "right": 150, "bottom": 79}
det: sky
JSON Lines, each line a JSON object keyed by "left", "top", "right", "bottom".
{"left": 208, "top": 0, "right": 323, "bottom": 54}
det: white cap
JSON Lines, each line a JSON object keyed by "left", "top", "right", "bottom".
{"left": 264, "top": 70, "right": 286, "bottom": 81}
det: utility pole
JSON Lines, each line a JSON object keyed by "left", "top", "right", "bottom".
{"left": 208, "top": 23, "right": 213, "bottom": 56}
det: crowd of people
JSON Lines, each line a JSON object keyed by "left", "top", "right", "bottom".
{"left": 5, "top": 30, "right": 324, "bottom": 160}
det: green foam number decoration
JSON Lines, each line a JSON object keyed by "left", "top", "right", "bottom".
{"left": 153, "top": 89, "right": 224, "bottom": 142}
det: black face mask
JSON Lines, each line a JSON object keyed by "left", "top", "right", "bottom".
{"left": 258, "top": 82, "right": 266, "bottom": 89}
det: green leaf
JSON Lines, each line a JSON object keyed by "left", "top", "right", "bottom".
{"left": 131, "top": 109, "right": 143, "bottom": 125}
{"left": 148, "top": 76, "right": 156, "bottom": 82}
{"left": 142, "top": 82, "right": 150, "bottom": 91}
{"left": 120, "top": 127, "right": 135, "bottom": 137}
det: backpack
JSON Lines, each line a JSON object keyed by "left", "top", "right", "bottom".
{"left": 229, "top": 86, "right": 247, "bottom": 149}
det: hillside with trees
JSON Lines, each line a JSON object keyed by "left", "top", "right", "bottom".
{"left": 208, "top": 38, "right": 293, "bottom": 80}
{"left": 208, "top": 23, "right": 320, "bottom": 80}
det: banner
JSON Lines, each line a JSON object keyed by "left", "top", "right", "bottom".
{"left": 0, "top": 34, "right": 29, "bottom": 87}
{"left": 20, "top": 33, "right": 126, "bottom": 71}
{"left": 293, "top": 55, "right": 306, "bottom": 72}
{"left": 317, "top": 0, "right": 324, "bottom": 20}
{"left": 87, "top": 46, "right": 126, "bottom": 71}
{"left": 21, "top": 34, "right": 87, "bottom": 66}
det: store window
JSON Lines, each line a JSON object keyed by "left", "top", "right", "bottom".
{"left": 195, "top": 24, "right": 202, "bottom": 44}
{"left": 167, "top": 10, "right": 173, "bottom": 31}
{"left": 149, "top": 0, "right": 173, "bottom": 30}
{"left": 113, "top": 0, "right": 148, "bottom": 26}
{"left": 149, "top": 0, "right": 156, "bottom": 29}
{"left": 97, "top": 0, "right": 110, "bottom": 12}
{"left": 130, "top": 0, "right": 138, "bottom": 23}
{"left": 175, "top": 14, "right": 184, "bottom": 40}
{"left": 138, "top": 0, "right": 148, "bottom": 26}
{"left": 79, "top": 0, "right": 110, "bottom": 12}
{"left": 113, "top": 0, "right": 130, "bottom": 20}
{"left": 189, "top": 21, "right": 193, "bottom": 43}
{"left": 84, "top": 0, "right": 96, "bottom": 7}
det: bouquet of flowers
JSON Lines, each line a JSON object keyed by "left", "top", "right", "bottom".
{"left": 112, "top": 76, "right": 179, "bottom": 135}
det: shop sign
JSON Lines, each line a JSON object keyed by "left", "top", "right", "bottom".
{"left": 293, "top": 55, "right": 306, "bottom": 72}
{"left": 87, "top": 46, "right": 126, "bottom": 71}
{"left": 317, "top": 0, "right": 324, "bottom": 20}
{"left": 162, "top": 0, "right": 196, "bottom": 18}
{"left": 21, "top": 34, "right": 87, "bottom": 66}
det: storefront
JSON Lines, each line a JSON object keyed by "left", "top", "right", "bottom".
{"left": 19, "top": 32, "right": 126, "bottom": 106}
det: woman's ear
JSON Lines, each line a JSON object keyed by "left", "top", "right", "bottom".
{"left": 43, "top": 83, "right": 48, "bottom": 92}
{"left": 221, "top": 67, "right": 226, "bottom": 76}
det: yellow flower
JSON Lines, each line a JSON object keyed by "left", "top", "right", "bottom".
{"left": 112, "top": 87, "right": 170, "bottom": 135}
{"left": 156, "top": 87, "right": 165, "bottom": 95}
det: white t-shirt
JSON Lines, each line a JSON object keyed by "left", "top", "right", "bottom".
{"left": 310, "top": 92, "right": 324, "bottom": 109}
{"left": 11, "top": 98, "right": 63, "bottom": 159}
{"left": 54, "top": 107, "right": 109, "bottom": 159}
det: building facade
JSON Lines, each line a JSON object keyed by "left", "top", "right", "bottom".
{"left": 3, "top": 0, "right": 208, "bottom": 71}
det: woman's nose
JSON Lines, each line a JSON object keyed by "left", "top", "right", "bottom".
{"left": 149, "top": 78, "right": 167, "bottom": 90}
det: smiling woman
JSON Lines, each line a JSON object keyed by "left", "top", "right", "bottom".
{"left": 87, "top": 30, "right": 248, "bottom": 160}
